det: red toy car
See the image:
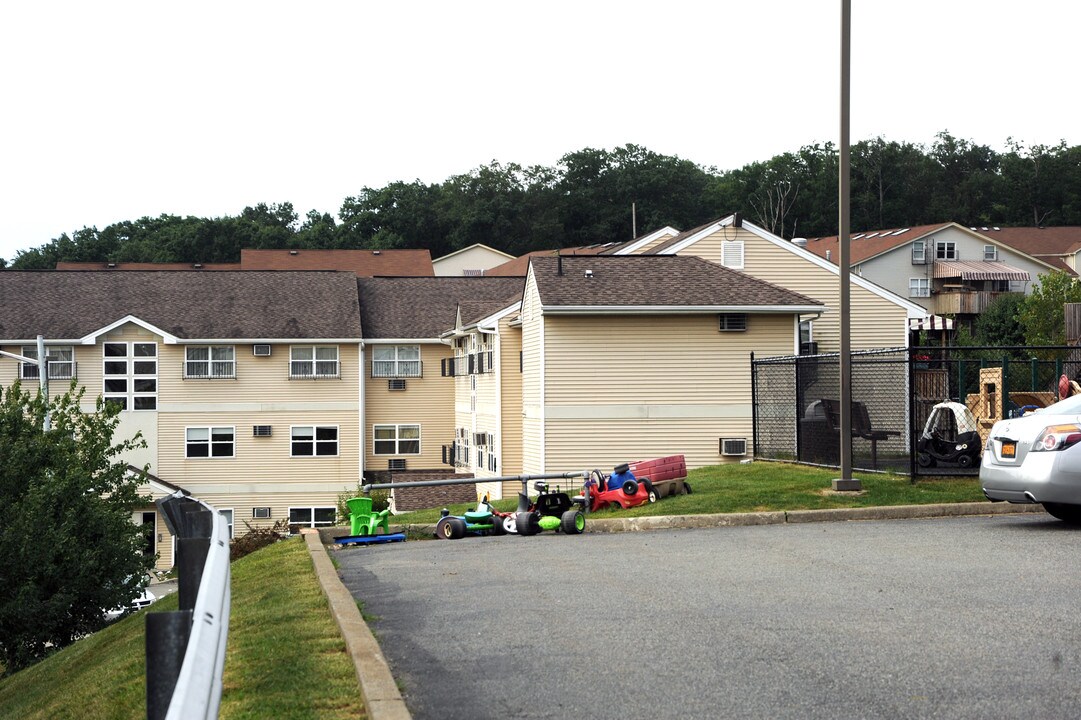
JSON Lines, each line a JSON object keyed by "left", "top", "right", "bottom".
{"left": 581, "top": 455, "right": 691, "bottom": 512}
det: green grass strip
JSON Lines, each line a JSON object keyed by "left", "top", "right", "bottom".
{"left": 0, "top": 537, "right": 365, "bottom": 720}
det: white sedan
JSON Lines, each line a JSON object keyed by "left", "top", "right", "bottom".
{"left": 980, "top": 393, "right": 1081, "bottom": 523}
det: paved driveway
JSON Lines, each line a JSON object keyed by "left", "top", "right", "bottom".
{"left": 337, "top": 514, "right": 1081, "bottom": 719}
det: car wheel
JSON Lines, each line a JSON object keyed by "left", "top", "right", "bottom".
{"left": 560, "top": 509, "right": 585, "bottom": 534}
{"left": 447, "top": 517, "right": 467, "bottom": 539}
{"left": 489, "top": 515, "right": 507, "bottom": 536}
{"left": 502, "top": 514, "right": 518, "bottom": 534}
{"left": 622, "top": 479, "right": 639, "bottom": 495}
{"left": 1043, "top": 503, "right": 1081, "bottom": 525}
{"left": 683, "top": 482, "right": 693, "bottom": 495}
{"left": 917, "top": 452, "right": 935, "bottom": 468}
{"left": 435, "top": 516, "right": 453, "bottom": 540}
{"left": 644, "top": 479, "right": 658, "bottom": 503}
{"left": 957, "top": 454, "right": 974, "bottom": 469}
{"left": 516, "top": 511, "right": 540, "bottom": 536}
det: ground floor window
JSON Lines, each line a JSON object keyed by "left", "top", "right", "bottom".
{"left": 373, "top": 424, "right": 421, "bottom": 455}
{"left": 288, "top": 506, "right": 336, "bottom": 528}
{"left": 219, "top": 508, "right": 234, "bottom": 538}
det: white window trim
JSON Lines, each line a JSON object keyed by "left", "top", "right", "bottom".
{"left": 372, "top": 345, "right": 421, "bottom": 378}
{"left": 936, "top": 241, "right": 957, "bottom": 261}
{"left": 909, "top": 278, "right": 930, "bottom": 298}
{"left": 184, "top": 345, "right": 236, "bottom": 379}
{"left": 287, "top": 506, "right": 337, "bottom": 529}
{"left": 103, "top": 341, "right": 158, "bottom": 411}
{"left": 911, "top": 240, "right": 926, "bottom": 264}
{"left": 984, "top": 244, "right": 998, "bottom": 261}
{"left": 289, "top": 345, "right": 340, "bottom": 379}
{"left": 20, "top": 345, "right": 75, "bottom": 380}
{"left": 290, "top": 424, "right": 340, "bottom": 457}
{"left": 373, "top": 423, "right": 422, "bottom": 456}
{"left": 185, "top": 425, "right": 236, "bottom": 459}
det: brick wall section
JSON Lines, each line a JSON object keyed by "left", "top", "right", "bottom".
{"left": 368, "top": 469, "right": 476, "bottom": 511}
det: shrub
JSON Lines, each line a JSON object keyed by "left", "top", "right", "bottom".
{"left": 230, "top": 519, "right": 289, "bottom": 562}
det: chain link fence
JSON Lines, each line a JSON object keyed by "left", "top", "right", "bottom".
{"left": 752, "top": 345, "right": 1081, "bottom": 479}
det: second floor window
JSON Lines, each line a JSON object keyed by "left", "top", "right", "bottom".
{"left": 911, "top": 240, "right": 926, "bottom": 264}
{"left": 186, "top": 426, "right": 235, "bottom": 458}
{"left": 909, "top": 278, "right": 930, "bottom": 298}
{"left": 372, "top": 345, "right": 421, "bottom": 378}
{"left": 290, "top": 346, "right": 339, "bottom": 378}
{"left": 936, "top": 241, "right": 957, "bottom": 260}
{"left": 20, "top": 346, "right": 74, "bottom": 380}
{"left": 185, "top": 346, "right": 236, "bottom": 379}
{"left": 291, "top": 425, "right": 339, "bottom": 456}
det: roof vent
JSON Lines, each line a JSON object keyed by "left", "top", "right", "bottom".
{"left": 289, "top": 250, "right": 298, "bottom": 255}
{"left": 792, "top": 237, "right": 808, "bottom": 247}
{"left": 584, "top": 269, "right": 594, "bottom": 278}
{"left": 826, "top": 250, "right": 832, "bottom": 262}
{"left": 107, "top": 263, "right": 117, "bottom": 268}
{"left": 193, "top": 263, "right": 203, "bottom": 269}
{"left": 372, "top": 250, "right": 381, "bottom": 255}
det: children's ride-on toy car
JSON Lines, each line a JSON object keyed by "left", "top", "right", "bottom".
{"left": 435, "top": 496, "right": 508, "bottom": 540}
{"left": 582, "top": 463, "right": 659, "bottom": 512}
{"left": 917, "top": 401, "right": 982, "bottom": 468}
{"left": 513, "top": 480, "right": 585, "bottom": 536}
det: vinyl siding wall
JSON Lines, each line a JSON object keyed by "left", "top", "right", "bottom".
{"left": 540, "top": 313, "right": 795, "bottom": 470}
{"left": 674, "top": 228, "right": 908, "bottom": 351}
{"left": 365, "top": 343, "right": 452, "bottom": 473}
{"left": 521, "top": 272, "right": 545, "bottom": 473}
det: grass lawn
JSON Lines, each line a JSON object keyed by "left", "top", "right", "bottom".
{"left": 392, "top": 461, "right": 987, "bottom": 524}
{"left": 0, "top": 537, "right": 365, "bottom": 720}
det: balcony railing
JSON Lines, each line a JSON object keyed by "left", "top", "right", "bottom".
{"left": 932, "top": 290, "right": 1010, "bottom": 316}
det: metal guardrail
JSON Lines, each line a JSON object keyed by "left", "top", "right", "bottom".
{"left": 363, "top": 471, "right": 589, "bottom": 496}
{"left": 147, "top": 491, "right": 231, "bottom": 720}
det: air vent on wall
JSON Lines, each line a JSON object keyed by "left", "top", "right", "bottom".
{"left": 721, "top": 438, "right": 748, "bottom": 456}
{"left": 253, "top": 425, "right": 272, "bottom": 437}
{"left": 388, "top": 458, "right": 407, "bottom": 471}
{"left": 253, "top": 344, "right": 272, "bottom": 357}
{"left": 388, "top": 379, "right": 407, "bottom": 391}
{"left": 253, "top": 507, "right": 271, "bottom": 519}
{"left": 719, "top": 314, "right": 747, "bottom": 332}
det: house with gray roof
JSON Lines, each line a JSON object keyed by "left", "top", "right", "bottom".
{"left": 0, "top": 270, "right": 365, "bottom": 568}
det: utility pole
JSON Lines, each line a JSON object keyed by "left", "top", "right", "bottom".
{"left": 0, "top": 334, "right": 51, "bottom": 430}
{"left": 833, "top": 0, "right": 859, "bottom": 491}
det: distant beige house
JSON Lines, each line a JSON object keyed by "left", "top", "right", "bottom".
{"left": 439, "top": 254, "right": 823, "bottom": 498}
{"left": 0, "top": 270, "right": 364, "bottom": 569}
{"left": 432, "top": 244, "right": 515, "bottom": 276}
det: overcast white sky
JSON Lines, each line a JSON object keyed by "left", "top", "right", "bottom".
{"left": 1, "top": 1, "right": 1077, "bottom": 262}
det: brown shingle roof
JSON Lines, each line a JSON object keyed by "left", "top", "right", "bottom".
{"left": 240, "top": 248, "right": 433, "bottom": 277}
{"left": 55, "top": 261, "right": 242, "bottom": 270}
{"left": 980, "top": 226, "right": 1081, "bottom": 275}
{"left": 0, "top": 271, "right": 362, "bottom": 340}
{"left": 803, "top": 223, "right": 952, "bottom": 264}
{"left": 484, "top": 246, "right": 618, "bottom": 277}
{"left": 530, "top": 255, "right": 822, "bottom": 309}
{"left": 646, "top": 219, "right": 722, "bottom": 254}
{"left": 357, "top": 277, "right": 524, "bottom": 339}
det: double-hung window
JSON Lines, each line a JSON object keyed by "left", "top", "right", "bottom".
{"left": 909, "top": 278, "right": 930, "bottom": 298}
{"left": 185, "top": 346, "right": 236, "bottom": 379}
{"left": 103, "top": 342, "right": 157, "bottom": 410}
{"left": 374, "top": 424, "right": 421, "bottom": 455}
{"left": 20, "top": 346, "right": 74, "bottom": 380}
{"left": 984, "top": 245, "right": 998, "bottom": 261}
{"left": 911, "top": 240, "right": 926, "bottom": 264}
{"left": 936, "top": 241, "right": 957, "bottom": 260}
{"left": 186, "top": 426, "right": 235, "bottom": 458}
{"left": 291, "top": 426, "right": 339, "bottom": 456}
{"left": 372, "top": 345, "right": 421, "bottom": 377}
{"left": 290, "top": 346, "right": 339, "bottom": 378}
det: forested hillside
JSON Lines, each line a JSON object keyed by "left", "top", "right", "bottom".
{"left": 6, "top": 132, "right": 1080, "bottom": 269}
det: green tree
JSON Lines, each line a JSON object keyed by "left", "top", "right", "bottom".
{"left": 1018, "top": 271, "right": 1081, "bottom": 346}
{"left": 0, "top": 382, "right": 152, "bottom": 674}
{"left": 972, "top": 292, "right": 1027, "bottom": 346}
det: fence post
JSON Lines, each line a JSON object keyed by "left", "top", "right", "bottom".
{"left": 909, "top": 350, "right": 917, "bottom": 483}
{"left": 750, "top": 353, "right": 758, "bottom": 457}
{"left": 1030, "top": 357, "right": 1039, "bottom": 392}
{"left": 1002, "top": 356, "right": 1010, "bottom": 418}
{"left": 794, "top": 355, "right": 802, "bottom": 463}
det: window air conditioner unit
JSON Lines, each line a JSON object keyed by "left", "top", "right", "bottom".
{"left": 720, "top": 438, "right": 748, "bottom": 456}
{"left": 253, "top": 425, "right": 272, "bottom": 437}
{"left": 253, "top": 344, "right": 272, "bottom": 357}
{"left": 388, "top": 458, "right": 407, "bottom": 471}
{"left": 388, "top": 379, "right": 407, "bottom": 391}
{"left": 473, "top": 432, "right": 490, "bottom": 446}
{"left": 253, "top": 507, "right": 271, "bottom": 519}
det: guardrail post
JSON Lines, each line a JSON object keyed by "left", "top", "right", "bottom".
{"left": 146, "top": 610, "right": 193, "bottom": 720}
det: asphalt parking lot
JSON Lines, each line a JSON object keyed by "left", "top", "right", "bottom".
{"left": 337, "top": 514, "right": 1081, "bottom": 719}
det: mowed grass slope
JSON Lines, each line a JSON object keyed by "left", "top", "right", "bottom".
{"left": 394, "top": 461, "right": 987, "bottom": 524}
{"left": 0, "top": 537, "right": 365, "bottom": 720}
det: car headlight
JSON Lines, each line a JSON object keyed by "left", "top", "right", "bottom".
{"left": 1031, "top": 424, "right": 1081, "bottom": 452}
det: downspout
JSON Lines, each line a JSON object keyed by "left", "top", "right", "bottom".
{"left": 358, "top": 342, "right": 365, "bottom": 486}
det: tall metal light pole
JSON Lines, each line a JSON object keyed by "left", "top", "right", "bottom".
{"left": 833, "top": 0, "right": 859, "bottom": 491}
{"left": 0, "top": 334, "right": 51, "bottom": 431}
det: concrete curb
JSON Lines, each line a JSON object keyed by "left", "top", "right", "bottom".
{"left": 302, "top": 531, "right": 411, "bottom": 720}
